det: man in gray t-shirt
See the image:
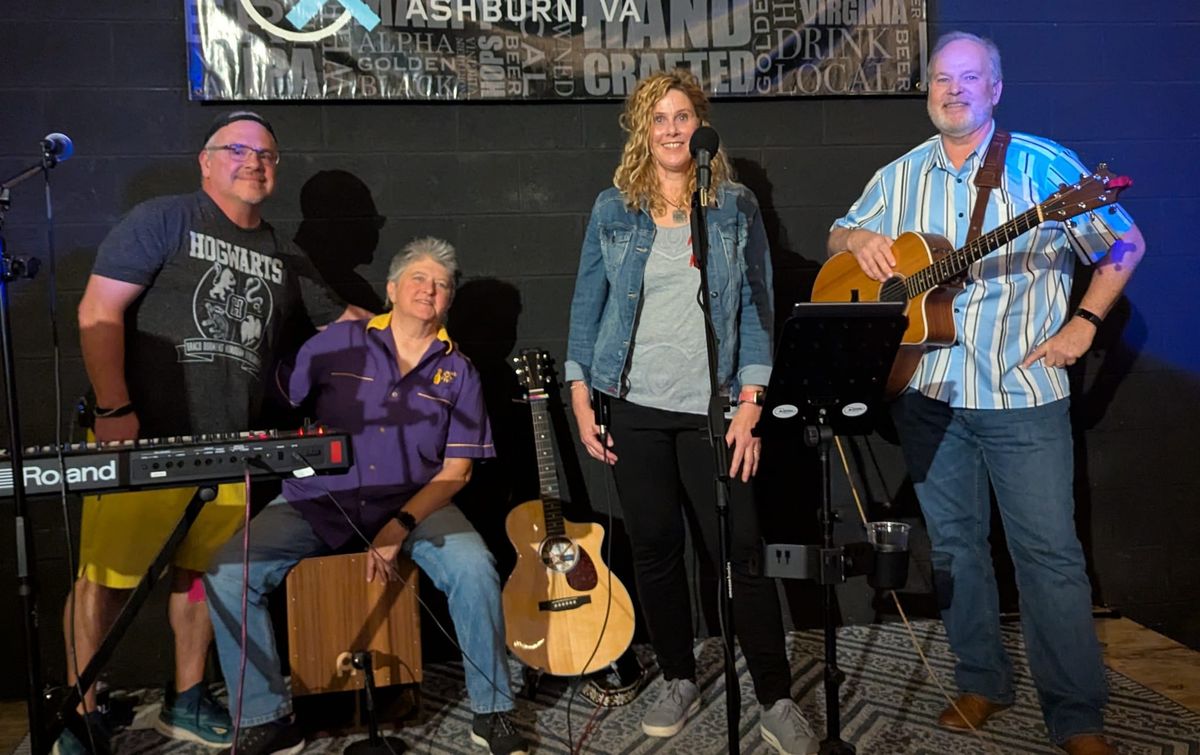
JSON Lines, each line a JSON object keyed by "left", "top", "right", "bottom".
{"left": 60, "top": 112, "right": 370, "bottom": 754}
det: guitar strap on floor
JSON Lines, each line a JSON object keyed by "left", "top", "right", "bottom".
{"left": 968, "top": 129, "right": 1011, "bottom": 243}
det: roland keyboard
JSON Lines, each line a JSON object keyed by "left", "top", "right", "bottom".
{"left": 0, "top": 429, "right": 351, "bottom": 498}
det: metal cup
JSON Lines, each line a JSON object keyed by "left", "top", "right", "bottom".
{"left": 867, "top": 521, "right": 911, "bottom": 589}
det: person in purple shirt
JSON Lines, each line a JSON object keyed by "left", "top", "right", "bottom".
{"left": 203, "top": 238, "right": 528, "bottom": 755}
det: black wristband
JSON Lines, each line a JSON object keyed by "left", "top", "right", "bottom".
{"left": 394, "top": 510, "right": 417, "bottom": 532}
{"left": 94, "top": 402, "right": 135, "bottom": 419}
{"left": 1074, "top": 307, "right": 1103, "bottom": 328}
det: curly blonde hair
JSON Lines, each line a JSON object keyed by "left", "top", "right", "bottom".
{"left": 613, "top": 69, "right": 732, "bottom": 214}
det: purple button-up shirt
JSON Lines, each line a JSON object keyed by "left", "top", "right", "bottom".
{"left": 281, "top": 313, "right": 494, "bottom": 549}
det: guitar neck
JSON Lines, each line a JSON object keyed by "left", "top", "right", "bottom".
{"left": 529, "top": 390, "right": 566, "bottom": 537}
{"left": 906, "top": 205, "right": 1042, "bottom": 296}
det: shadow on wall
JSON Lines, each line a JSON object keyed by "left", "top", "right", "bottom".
{"left": 731, "top": 156, "right": 821, "bottom": 337}
{"left": 293, "top": 169, "right": 387, "bottom": 315}
{"left": 262, "top": 170, "right": 386, "bottom": 428}
{"left": 1069, "top": 275, "right": 1140, "bottom": 612}
{"left": 447, "top": 277, "right": 528, "bottom": 578}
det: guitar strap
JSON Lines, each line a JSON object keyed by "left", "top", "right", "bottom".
{"left": 968, "top": 129, "right": 1011, "bottom": 242}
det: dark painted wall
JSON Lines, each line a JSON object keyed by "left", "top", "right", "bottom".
{"left": 0, "top": 1, "right": 1196, "bottom": 699}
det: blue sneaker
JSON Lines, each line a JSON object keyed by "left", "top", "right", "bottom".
{"left": 154, "top": 683, "right": 233, "bottom": 747}
{"left": 52, "top": 711, "right": 111, "bottom": 755}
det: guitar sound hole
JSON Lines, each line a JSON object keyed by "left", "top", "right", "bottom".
{"left": 539, "top": 536, "right": 579, "bottom": 574}
{"left": 879, "top": 277, "right": 907, "bottom": 303}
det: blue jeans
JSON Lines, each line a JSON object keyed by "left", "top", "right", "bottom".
{"left": 891, "top": 391, "right": 1107, "bottom": 743}
{"left": 204, "top": 499, "right": 515, "bottom": 726}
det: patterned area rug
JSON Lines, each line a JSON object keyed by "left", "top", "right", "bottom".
{"left": 22, "top": 621, "right": 1200, "bottom": 754}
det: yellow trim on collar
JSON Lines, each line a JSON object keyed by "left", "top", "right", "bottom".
{"left": 365, "top": 313, "right": 453, "bottom": 353}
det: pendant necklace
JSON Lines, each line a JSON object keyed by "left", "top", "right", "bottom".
{"left": 660, "top": 193, "right": 689, "bottom": 224}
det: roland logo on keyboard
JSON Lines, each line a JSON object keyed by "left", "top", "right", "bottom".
{"left": 0, "top": 457, "right": 120, "bottom": 495}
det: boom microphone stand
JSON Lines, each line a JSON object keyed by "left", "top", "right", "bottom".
{"left": 1, "top": 134, "right": 73, "bottom": 755}
{"left": 687, "top": 126, "right": 740, "bottom": 754}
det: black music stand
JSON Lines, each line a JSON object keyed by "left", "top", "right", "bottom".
{"left": 758, "top": 302, "right": 905, "bottom": 755}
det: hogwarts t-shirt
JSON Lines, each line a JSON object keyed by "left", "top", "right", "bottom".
{"left": 92, "top": 190, "right": 345, "bottom": 437}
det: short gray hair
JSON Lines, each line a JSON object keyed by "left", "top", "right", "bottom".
{"left": 387, "top": 236, "right": 460, "bottom": 293}
{"left": 931, "top": 31, "right": 1003, "bottom": 83}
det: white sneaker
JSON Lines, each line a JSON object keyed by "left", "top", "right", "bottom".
{"left": 760, "top": 698, "right": 818, "bottom": 754}
{"left": 640, "top": 678, "right": 701, "bottom": 737}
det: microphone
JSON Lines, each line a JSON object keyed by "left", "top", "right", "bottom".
{"left": 689, "top": 126, "right": 720, "bottom": 205}
{"left": 1, "top": 132, "right": 74, "bottom": 190}
{"left": 41, "top": 133, "right": 74, "bottom": 162}
{"left": 592, "top": 388, "right": 609, "bottom": 435}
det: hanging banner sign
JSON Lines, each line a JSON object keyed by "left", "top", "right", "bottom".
{"left": 186, "top": 0, "right": 927, "bottom": 100}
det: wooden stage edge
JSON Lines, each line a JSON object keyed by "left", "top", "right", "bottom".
{"left": 1, "top": 616, "right": 1197, "bottom": 754}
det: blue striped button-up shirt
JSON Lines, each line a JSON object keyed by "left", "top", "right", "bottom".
{"left": 832, "top": 122, "right": 1134, "bottom": 409}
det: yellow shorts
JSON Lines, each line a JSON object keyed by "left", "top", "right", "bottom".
{"left": 79, "top": 483, "right": 248, "bottom": 589}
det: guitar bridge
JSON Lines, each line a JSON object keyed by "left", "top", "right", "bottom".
{"left": 537, "top": 595, "right": 592, "bottom": 612}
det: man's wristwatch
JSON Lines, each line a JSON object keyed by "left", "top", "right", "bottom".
{"left": 394, "top": 510, "right": 417, "bottom": 532}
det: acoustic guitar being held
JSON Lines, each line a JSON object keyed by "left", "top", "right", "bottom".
{"left": 501, "top": 350, "right": 636, "bottom": 676}
{"left": 812, "top": 164, "right": 1132, "bottom": 396}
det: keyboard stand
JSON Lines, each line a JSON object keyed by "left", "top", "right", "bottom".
{"left": 48, "top": 485, "right": 219, "bottom": 754}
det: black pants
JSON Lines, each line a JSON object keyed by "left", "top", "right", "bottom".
{"left": 608, "top": 398, "right": 791, "bottom": 705}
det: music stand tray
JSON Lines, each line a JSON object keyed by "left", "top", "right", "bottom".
{"left": 759, "top": 302, "right": 906, "bottom": 438}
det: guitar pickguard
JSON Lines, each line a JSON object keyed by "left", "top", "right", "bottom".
{"left": 564, "top": 546, "right": 597, "bottom": 591}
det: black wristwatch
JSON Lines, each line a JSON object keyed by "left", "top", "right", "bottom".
{"left": 394, "top": 510, "right": 417, "bottom": 532}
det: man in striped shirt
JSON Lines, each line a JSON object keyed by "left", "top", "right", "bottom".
{"left": 828, "top": 31, "right": 1144, "bottom": 755}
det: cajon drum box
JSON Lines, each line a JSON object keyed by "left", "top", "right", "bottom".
{"left": 286, "top": 552, "right": 422, "bottom": 696}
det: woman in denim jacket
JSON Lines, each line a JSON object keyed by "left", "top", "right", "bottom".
{"left": 564, "top": 70, "right": 815, "bottom": 754}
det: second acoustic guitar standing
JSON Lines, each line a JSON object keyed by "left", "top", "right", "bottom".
{"left": 501, "top": 350, "right": 636, "bottom": 676}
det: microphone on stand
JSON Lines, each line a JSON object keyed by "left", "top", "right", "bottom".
{"left": 41, "top": 133, "right": 75, "bottom": 163}
{"left": 689, "top": 126, "right": 720, "bottom": 207}
{"left": 2, "top": 132, "right": 74, "bottom": 191}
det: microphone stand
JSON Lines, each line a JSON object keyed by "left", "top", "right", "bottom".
{"left": 689, "top": 183, "right": 740, "bottom": 755}
{"left": 0, "top": 143, "right": 65, "bottom": 755}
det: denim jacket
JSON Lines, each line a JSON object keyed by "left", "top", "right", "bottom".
{"left": 565, "top": 182, "right": 774, "bottom": 398}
